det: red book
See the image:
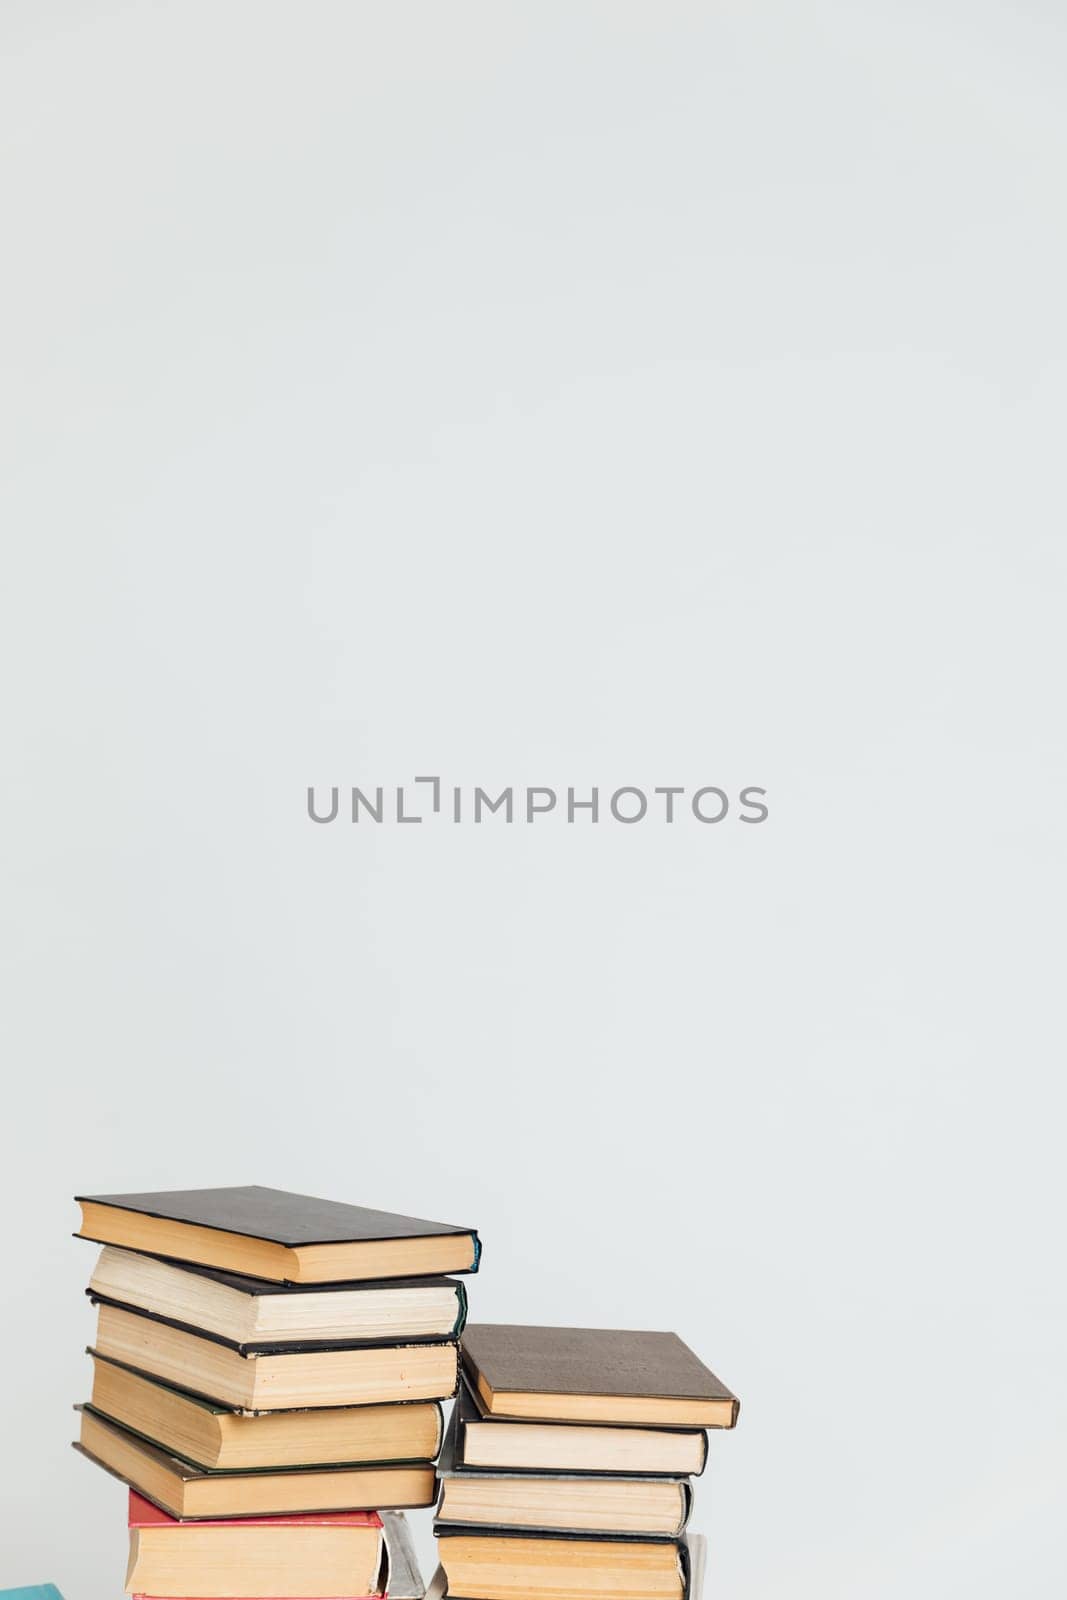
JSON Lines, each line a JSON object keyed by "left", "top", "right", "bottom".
{"left": 129, "top": 1492, "right": 383, "bottom": 1530}
{"left": 126, "top": 1492, "right": 385, "bottom": 1600}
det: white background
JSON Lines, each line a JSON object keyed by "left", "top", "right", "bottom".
{"left": 2, "top": 3, "right": 1066, "bottom": 1595}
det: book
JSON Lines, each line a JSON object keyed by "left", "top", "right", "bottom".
{"left": 379, "top": 1512, "right": 426, "bottom": 1600}
{"left": 687, "top": 1535, "right": 706, "bottom": 1600}
{"left": 125, "top": 1491, "right": 383, "bottom": 1598}
{"left": 435, "top": 1411, "right": 691, "bottom": 1536}
{"left": 88, "top": 1353, "right": 443, "bottom": 1469}
{"left": 433, "top": 1528, "right": 691, "bottom": 1600}
{"left": 91, "top": 1301, "right": 459, "bottom": 1409}
{"left": 423, "top": 1539, "right": 706, "bottom": 1600}
{"left": 75, "top": 1187, "right": 480, "bottom": 1285}
{"left": 460, "top": 1325, "right": 738, "bottom": 1428}
{"left": 89, "top": 1247, "right": 468, "bottom": 1347}
{"left": 453, "top": 1379, "right": 707, "bottom": 1477}
{"left": 76, "top": 1409, "right": 437, "bottom": 1519}
{"left": 128, "top": 1512, "right": 424, "bottom": 1600}
{"left": 0, "top": 1590, "right": 65, "bottom": 1600}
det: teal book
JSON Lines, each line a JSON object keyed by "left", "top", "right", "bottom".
{"left": 0, "top": 1589, "right": 65, "bottom": 1600}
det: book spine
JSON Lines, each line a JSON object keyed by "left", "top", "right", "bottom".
{"left": 452, "top": 1281, "right": 469, "bottom": 1340}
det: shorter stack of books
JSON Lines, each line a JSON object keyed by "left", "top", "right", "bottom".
{"left": 433, "top": 1324, "right": 737, "bottom": 1600}
{"left": 70, "top": 1185, "right": 480, "bottom": 1598}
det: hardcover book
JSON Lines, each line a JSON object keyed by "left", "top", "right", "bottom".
{"left": 75, "top": 1187, "right": 480, "bottom": 1284}
{"left": 89, "top": 1246, "right": 468, "bottom": 1348}
{"left": 460, "top": 1325, "right": 738, "bottom": 1428}
{"left": 435, "top": 1411, "right": 691, "bottom": 1536}
{"left": 90, "top": 1300, "right": 459, "bottom": 1410}
{"left": 126, "top": 1491, "right": 384, "bottom": 1598}
{"left": 433, "top": 1527, "right": 691, "bottom": 1600}
{"left": 425, "top": 1538, "right": 706, "bottom": 1600}
{"left": 453, "top": 1379, "right": 707, "bottom": 1477}
{"left": 76, "top": 1409, "right": 437, "bottom": 1519}
{"left": 379, "top": 1512, "right": 427, "bottom": 1600}
{"left": 87, "top": 1352, "right": 444, "bottom": 1469}
{"left": 128, "top": 1511, "right": 425, "bottom": 1600}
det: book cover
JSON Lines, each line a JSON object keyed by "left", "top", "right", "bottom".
{"left": 461, "top": 1326, "right": 738, "bottom": 1418}
{"left": 380, "top": 1512, "right": 426, "bottom": 1600}
{"left": 77, "top": 1187, "right": 479, "bottom": 1250}
{"left": 129, "top": 1490, "right": 382, "bottom": 1528}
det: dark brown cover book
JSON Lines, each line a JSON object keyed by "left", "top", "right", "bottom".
{"left": 77, "top": 1187, "right": 479, "bottom": 1251}
{"left": 461, "top": 1326, "right": 738, "bottom": 1427}
{"left": 76, "top": 1187, "right": 480, "bottom": 1285}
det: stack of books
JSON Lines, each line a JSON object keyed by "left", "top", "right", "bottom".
{"left": 432, "top": 1324, "right": 737, "bottom": 1600}
{"left": 71, "top": 1186, "right": 480, "bottom": 1597}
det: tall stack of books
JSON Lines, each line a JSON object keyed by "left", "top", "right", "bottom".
{"left": 432, "top": 1324, "right": 737, "bottom": 1600}
{"left": 72, "top": 1186, "right": 480, "bottom": 1599}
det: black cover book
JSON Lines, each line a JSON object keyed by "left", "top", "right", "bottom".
{"left": 75, "top": 1187, "right": 481, "bottom": 1285}
{"left": 78, "top": 1187, "right": 477, "bottom": 1246}
{"left": 89, "top": 1299, "right": 460, "bottom": 1412}
{"left": 453, "top": 1379, "right": 709, "bottom": 1477}
{"left": 433, "top": 1524, "right": 693, "bottom": 1599}
{"left": 87, "top": 1282, "right": 467, "bottom": 1353}
{"left": 91, "top": 1255, "right": 471, "bottom": 1298}
{"left": 88, "top": 1293, "right": 462, "bottom": 1357}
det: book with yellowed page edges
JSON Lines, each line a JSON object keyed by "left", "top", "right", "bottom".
{"left": 452, "top": 1378, "right": 708, "bottom": 1476}
{"left": 125, "top": 1490, "right": 385, "bottom": 1596}
{"left": 75, "top": 1408, "right": 437, "bottom": 1520}
{"left": 88, "top": 1245, "right": 468, "bottom": 1348}
{"left": 435, "top": 1409, "right": 693, "bottom": 1537}
{"left": 422, "top": 1536, "right": 706, "bottom": 1600}
{"left": 85, "top": 1351, "right": 444, "bottom": 1468}
{"left": 433, "top": 1527, "right": 694, "bottom": 1600}
{"left": 460, "top": 1324, "right": 738, "bottom": 1428}
{"left": 75, "top": 1186, "right": 480, "bottom": 1284}
{"left": 88, "top": 1300, "right": 459, "bottom": 1411}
